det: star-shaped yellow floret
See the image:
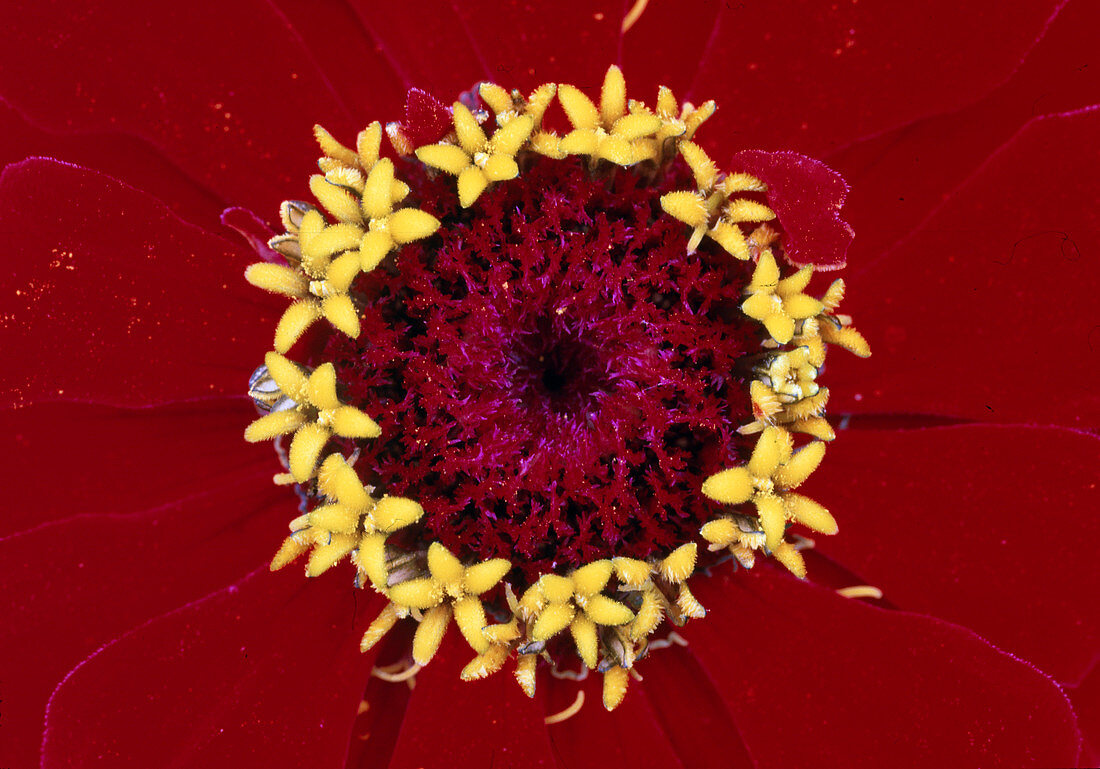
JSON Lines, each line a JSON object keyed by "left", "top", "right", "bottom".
{"left": 700, "top": 514, "right": 767, "bottom": 569}
{"left": 479, "top": 81, "right": 565, "bottom": 160}
{"left": 752, "top": 346, "right": 831, "bottom": 424}
{"left": 741, "top": 250, "right": 824, "bottom": 344}
{"left": 268, "top": 454, "right": 424, "bottom": 579}
{"left": 314, "top": 122, "right": 385, "bottom": 171}
{"left": 243, "top": 352, "right": 382, "bottom": 482}
{"left": 740, "top": 377, "right": 836, "bottom": 441}
{"left": 516, "top": 560, "right": 636, "bottom": 668}
{"left": 660, "top": 166, "right": 772, "bottom": 260}
{"left": 817, "top": 278, "right": 872, "bottom": 358}
{"left": 311, "top": 454, "right": 423, "bottom": 579}
{"left": 628, "top": 87, "right": 717, "bottom": 163}
{"left": 700, "top": 427, "right": 837, "bottom": 576}
{"left": 312, "top": 122, "right": 413, "bottom": 204}
{"left": 250, "top": 154, "right": 439, "bottom": 353}
{"left": 386, "top": 543, "right": 511, "bottom": 659}
{"left": 652, "top": 85, "right": 715, "bottom": 144}
{"left": 757, "top": 346, "right": 821, "bottom": 404}
{"left": 479, "top": 81, "right": 557, "bottom": 127}
{"left": 247, "top": 208, "right": 365, "bottom": 352}
{"left": 415, "top": 103, "right": 535, "bottom": 207}
{"left": 358, "top": 157, "right": 442, "bottom": 269}
{"left": 556, "top": 65, "right": 663, "bottom": 166}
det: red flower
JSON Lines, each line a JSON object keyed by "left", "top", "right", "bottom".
{"left": 2, "top": 1, "right": 1098, "bottom": 768}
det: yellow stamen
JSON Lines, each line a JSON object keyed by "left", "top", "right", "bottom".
{"left": 837, "top": 585, "right": 884, "bottom": 600}
{"left": 621, "top": 0, "right": 650, "bottom": 32}
{"left": 371, "top": 662, "right": 422, "bottom": 683}
{"left": 544, "top": 690, "right": 586, "bottom": 725}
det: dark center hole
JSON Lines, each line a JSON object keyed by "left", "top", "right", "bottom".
{"left": 541, "top": 362, "right": 570, "bottom": 394}
{"left": 512, "top": 319, "right": 613, "bottom": 413}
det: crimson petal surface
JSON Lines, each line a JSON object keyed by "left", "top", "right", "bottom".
{"left": 0, "top": 0, "right": 355, "bottom": 225}
{"left": 827, "top": 107, "right": 1100, "bottom": 426}
{"left": 41, "top": 567, "right": 382, "bottom": 768}
{"left": 688, "top": 567, "right": 1081, "bottom": 769}
{"left": 386, "top": 635, "right": 557, "bottom": 768}
{"left": 0, "top": 476, "right": 286, "bottom": 769}
{"left": 816, "top": 425, "right": 1100, "bottom": 685}
{"left": 0, "top": 159, "right": 279, "bottom": 409}
{"left": 689, "top": 0, "right": 1062, "bottom": 157}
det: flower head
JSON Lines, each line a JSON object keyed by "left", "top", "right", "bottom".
{"left": 2, "top": 2, "right": 1096, "bottom": 767}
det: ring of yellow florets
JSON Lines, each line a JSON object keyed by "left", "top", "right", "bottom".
{"left": 243, "top": 65, "right": 870, "bottom": 712}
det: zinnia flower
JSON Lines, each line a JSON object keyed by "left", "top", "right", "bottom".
{"left": 2, "top": 1, "right": 1097, "bottom": 768}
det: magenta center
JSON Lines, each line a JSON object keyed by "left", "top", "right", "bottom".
{"left": 322, "top": 156, "right": 761, "bottom": 578}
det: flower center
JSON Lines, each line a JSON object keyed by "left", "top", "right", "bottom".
{"left": 242, "top": 66, "right": 871, "bottom": 713}
{"left": 318, "top": 155, "right": 757, "bottom": 578}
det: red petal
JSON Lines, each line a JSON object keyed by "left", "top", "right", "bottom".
{"left": 0, "top": 0, "right": 355, "bottom": 222}
{"left": 347, "top": 1, "right": 488, "bottom": 100}
{"left": 538, "top": 665, "right": 686, "bottom": 769}
{"left": 266, "top": 0, "right": 406, "bottom": 120}
{"left": 815, "top": 425, "right": 1100, "bottom": 686}
{"left": 731, "top": 149, "right": 853, "bottom": 270}
{"left": 386, "top": 635, "right": 557, "bottom": 768}
{"left": 637, "top": 642, "right": 755, "bottom": 768}
{"left": 689, "top": 0, "right": 1063, "bottom": 156}
{"left": 688, "top": 567, "right": 1082, "bottom": 769}
{"left": 393, "top": 89, "right": 455, "bottom": 148}
{"left": 1, "top": 99, "right": 225, "bottom": 229}
{"left": 0, "top": 159, "right": 279, "bottom": 408}
{"left": 41, "top": 567, "right": 381, "bottom": 768}
{"left": 1068, "top": 664, "right": 1100, "bottom": 766}
{"left": 0, "top": 399, "right": 274, "bottom": 536}
{"left": 0, "top": 476, "right": 289, "bottom": 769}
{"left": 827, "top": 0, "right": 1100, "bottom": 271}
{"left": 621, "top": 2, "right": 724, "bottom": 97}
{"left": 827, "top": 108, "right": 1100, "bottom": 425}
{"left": 451, "top": 2, "right": 622, "bottom": 93}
